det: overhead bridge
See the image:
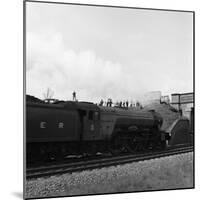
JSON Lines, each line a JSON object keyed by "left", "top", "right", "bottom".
{"left": 167, "top": 117, "right": 193, "bottom": 146}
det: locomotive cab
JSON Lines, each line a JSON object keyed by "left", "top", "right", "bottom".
{"left": 76, "top": 102, "right": 101, "bottom": 141}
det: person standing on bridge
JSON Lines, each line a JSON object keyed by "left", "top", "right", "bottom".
{"left": 72, "top": 91, "right": 76, "bottom": 101}
{"left": 126, "top": 100, "right": 129, "bottom": 107}
{"left": 99, "top": 99, "right": 104, "bottom": 106}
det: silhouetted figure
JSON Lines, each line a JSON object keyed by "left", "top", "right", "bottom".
{"left": 72, "top": 91, "right": 76, "bottom": 101}
{"left": 119, "top": 101, "right": 122, "bottom": 107}
{"left": 110, "top": 99, "right": 113, "bottom": 107}
{"left": 126, "top": 100, "right": 129, "bottom": 107}
{"left": 123, "top": 101, "right": 126, "bottom": 107}
{"left": 99, "top": 99, "right": 104, "bottom": 106}
{"left": 107, "top": 98, "right": 112, "bottom": 107}
{"left": 136, "top": 101, "right": 140, "bottom": 108}
{"left": 106, "top": 101, "right": 109, "bottom": 107}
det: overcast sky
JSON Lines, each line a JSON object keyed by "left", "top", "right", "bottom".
{"left": 26, "top": 2, "right": 193, "bottom": 103}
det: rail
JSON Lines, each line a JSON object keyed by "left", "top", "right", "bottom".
{"left": 26, "top": 145, "right": 193, "bottom": 179}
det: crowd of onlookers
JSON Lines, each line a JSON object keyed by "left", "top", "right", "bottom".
{"left": 98, "top": 98, "right": 143, "bottom": 109}
{"left": 72, "top": 91, "right": 143, "bottom": 109}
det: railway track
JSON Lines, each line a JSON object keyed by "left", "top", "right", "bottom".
{"left": 26, "top": 145, "right": 193, "bottom": 179}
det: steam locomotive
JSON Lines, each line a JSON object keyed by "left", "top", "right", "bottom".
{"left": 26, "top": 96, "right": 170, "bottom": 163}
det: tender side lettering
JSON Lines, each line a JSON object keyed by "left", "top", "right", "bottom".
{"left": 40, "top": 122, "right": 46, "bottom": 128}
{"left": 58, "top": 122, "right": 64, "bottom": 128}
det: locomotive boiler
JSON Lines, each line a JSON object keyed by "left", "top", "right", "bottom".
{"left": 26, "top": 97, "right": 169, "bottom": 163}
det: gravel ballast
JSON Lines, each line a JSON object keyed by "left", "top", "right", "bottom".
{"left": 25, "top": 152, "right": 193, "bottom": 199}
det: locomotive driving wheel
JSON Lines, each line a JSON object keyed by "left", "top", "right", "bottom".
{"left": 109, "top": 134, "right": 126, "bottom": 155}
{"left": 125, "top": 135, "right": 146, "bottom": 153}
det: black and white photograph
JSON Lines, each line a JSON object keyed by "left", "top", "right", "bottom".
{"left": 24, "top": 1, "right": 194, "bottom": 199}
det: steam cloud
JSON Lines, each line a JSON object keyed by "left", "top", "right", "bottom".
{"left": 26, "top": 31, "right": 192, "bottom": 104}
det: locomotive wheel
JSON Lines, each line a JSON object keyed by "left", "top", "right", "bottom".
{"left": 109, "top": 135, "right": 125, "bottom": 155}
{"left": 126, "top": 141, "right": 140, "bottom": 153}
{"left": 125, "top": 136, "right": 145, "bottom": 153}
